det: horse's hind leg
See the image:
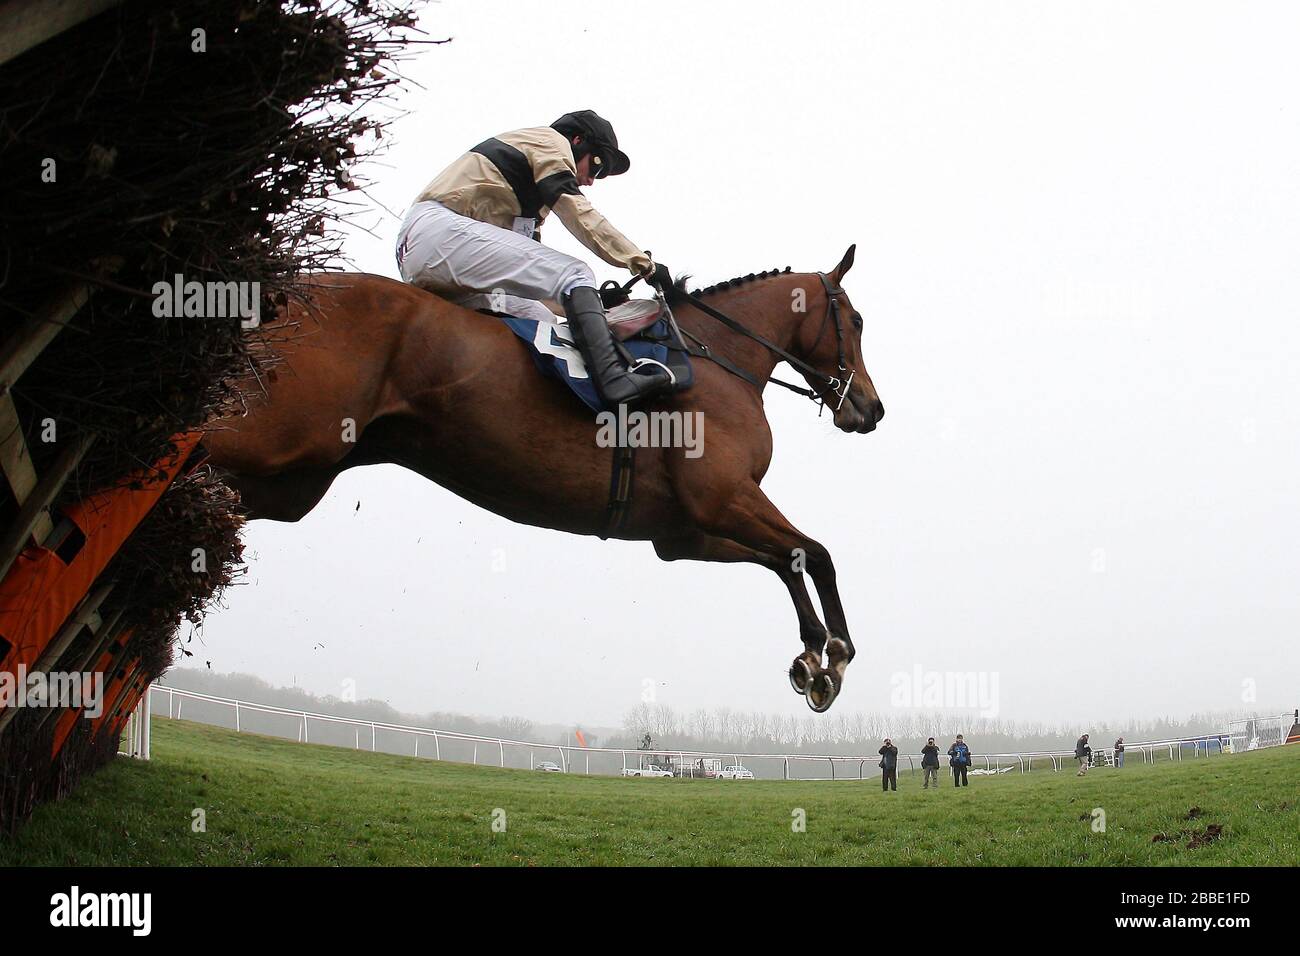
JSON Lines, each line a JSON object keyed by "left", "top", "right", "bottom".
{"left": 682, "top": 480, "right": 855, "bottom": 712}
{"left": 653, "top": 530, "right": 832, "bottom": 701}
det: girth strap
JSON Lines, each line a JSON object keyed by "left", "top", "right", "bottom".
{"left": 602, "top": 442, "right": 636, "bottom": 540}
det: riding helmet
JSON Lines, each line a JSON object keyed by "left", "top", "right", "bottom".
{"left": 551, "top": 109, "right": 631, "bottom": 177}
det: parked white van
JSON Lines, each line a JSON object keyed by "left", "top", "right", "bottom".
{"left": 716, "top": 765, "right": 755, "bottom": 780}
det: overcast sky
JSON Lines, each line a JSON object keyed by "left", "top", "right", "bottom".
{"left": 192, "top": 0, "right": 1300, "bottom": 729}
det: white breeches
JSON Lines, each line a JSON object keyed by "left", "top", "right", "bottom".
{"left": 395, "top": 200, "right": 595, "bottom": 322}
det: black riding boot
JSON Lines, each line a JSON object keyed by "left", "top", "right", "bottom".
{"left": 561, "top": 286, "right": 671, "bottom": 407}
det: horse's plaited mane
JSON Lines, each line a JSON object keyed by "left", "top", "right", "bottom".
{"left": 669, "top": 266, "right": 793, "bottom": 301}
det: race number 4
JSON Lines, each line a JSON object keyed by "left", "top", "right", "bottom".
{"left": 533, "top": 321, "right": 589, "bottom": 379}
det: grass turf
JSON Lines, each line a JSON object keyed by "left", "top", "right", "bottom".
{"left": 2, "top": 717, "right": 1296, "bottom": 866}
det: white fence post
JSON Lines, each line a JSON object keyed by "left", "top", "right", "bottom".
{"left": 122, "top": 707, "right": 136, "bottom": 757}
{"left": 140, "top": 687, "right": 151, "bottom": 760}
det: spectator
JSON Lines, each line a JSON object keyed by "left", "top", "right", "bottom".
{"left": 1114, "top": 737, "right": 1125, "bottom": 768}
{"left": 878, "top": 738, "right": 899, "bottom": 792}
{"left": 1075, "top": 733, "right": 1091, "bottom": 775}
{"left": 921, "top": 737, "right": 941, "bottom": 789}
{"left": 948, "top": 734, "right": 972, "bottom": 787}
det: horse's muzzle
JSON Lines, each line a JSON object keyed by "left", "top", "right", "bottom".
{"left": 837, "top": 392, "right": 885, "bottom": 434}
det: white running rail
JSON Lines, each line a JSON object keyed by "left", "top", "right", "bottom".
{"left": 123, "top": 684, "right": 1287, "bottom": 780}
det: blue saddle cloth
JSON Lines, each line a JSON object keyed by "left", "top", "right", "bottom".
{"left": 499, "top": 314, "right": 692, "bottom": 412}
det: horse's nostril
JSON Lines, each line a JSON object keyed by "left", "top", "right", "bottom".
{"left": 874, "top": 400, "right": 885, "bottom": 423}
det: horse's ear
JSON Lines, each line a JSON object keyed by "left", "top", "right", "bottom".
{"left": 831, "top": 244, "right": 856, "bottom": 281}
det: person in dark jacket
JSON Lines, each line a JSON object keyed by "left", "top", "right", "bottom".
{"left": 948, "top": 735, "right": 972, "bottom": 787}
{"left": 1075, "top": 733, "right": 1092, "bottom": 775}
{"left": 878, "top": 738, "right": 899, "bottom": 792}
{"left": 1114, "top": 737, "right": 1125, "bottom": 768}
{"left": 921, "top": 737, "right": 941, "bottom": 789}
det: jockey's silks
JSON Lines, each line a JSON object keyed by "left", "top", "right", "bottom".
{"left": 413, "top": 126, "right": 649, "bottom": 276}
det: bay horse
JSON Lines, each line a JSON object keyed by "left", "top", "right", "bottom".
{"left": 203, "top": 245, "right": 884, "bottom": 711}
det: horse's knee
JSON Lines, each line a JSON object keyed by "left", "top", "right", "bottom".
{"left": 800, "top": 541, "right": 834, "bottom": 576}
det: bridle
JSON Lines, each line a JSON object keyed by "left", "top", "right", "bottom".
{"left": 598, "top": 270, "right": 857, "bottom": 540}
{"left": 639, "top": 271, "right": 857, "bottom": 415}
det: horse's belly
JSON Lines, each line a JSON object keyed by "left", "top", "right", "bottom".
{"left": 364, "top": 407, "right": 677, "bottom": 540}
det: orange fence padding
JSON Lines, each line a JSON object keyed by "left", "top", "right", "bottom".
{"left": 0, "top": 433, "right": 201, "bottom": 679}
{"left": 48, "top": 627, "right": 133, "bottom": 756}
{"left": 92, "top": 659, "right": 142, "bottom": 741}
{"left": 106, "top": 676, "right": 149, "bottom": 742}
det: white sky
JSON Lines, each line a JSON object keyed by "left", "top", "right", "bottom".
{"left": 194, "top": 0, "right": 1300, "bottom": 728}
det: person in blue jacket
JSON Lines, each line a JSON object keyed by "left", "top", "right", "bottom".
{"left": 948, "top": 734, "right": 972, "bottom": 787}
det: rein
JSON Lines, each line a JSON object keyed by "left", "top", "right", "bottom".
{"left": 645, "top": 273, "right": 855, "bottom": 414}
{"left": 598, "top": 269, "right": 854, "bottom": 540}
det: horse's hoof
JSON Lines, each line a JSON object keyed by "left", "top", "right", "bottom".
{"left": 826, "top": 636, "right": 853, "bottom": 666}
{"left": 788, "top": 657, "right": 812, "bottom": 695}
{"left": 806, "top": 672, "right": 838, "bottom": 713}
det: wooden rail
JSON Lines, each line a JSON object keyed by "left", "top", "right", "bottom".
{"left": 0, "top": 0, "right": 125, "bottom": 67}
{"left": 0, "top": 282, "right": 96, "bottom": 575}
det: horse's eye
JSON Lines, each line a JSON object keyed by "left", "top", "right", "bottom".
{"left": 852, "top": 313, "right": 863, "bottom": 331}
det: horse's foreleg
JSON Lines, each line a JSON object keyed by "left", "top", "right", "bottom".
{"left": 687, "top": 481, "right": 854, "bottom": 712}
{"left": 653, "top": 531, "right": 830, "bottom": 693}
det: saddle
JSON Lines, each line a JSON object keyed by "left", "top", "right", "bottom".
{"left": 605, "top": 297, "right": 662, "bottom": 340}
{"left": 487, "top": 286, "right": 695, "bottom": 541}
{"left": 492, "top": 296, "right": 693, "bottom": 414}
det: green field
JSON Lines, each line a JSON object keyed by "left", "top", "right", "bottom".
{"left": 3, "top": 717, "right": 1297, "bottom": 866}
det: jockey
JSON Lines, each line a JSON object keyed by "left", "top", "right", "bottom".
{"left": 396, "top": 110, "right": 672, "bottom": 407}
